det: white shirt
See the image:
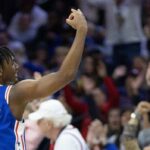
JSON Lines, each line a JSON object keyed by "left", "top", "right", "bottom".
{"left": 88, "top": 0, "right": 146, "bottom": 45}
{"left": 79, "top": 0, "right": 99, "bottom": 23}
{"left": 54, "top": 125, "right": 88, "bottom": 150}
{"left": 8, "top": 5, "right": 48, "bottom": 43}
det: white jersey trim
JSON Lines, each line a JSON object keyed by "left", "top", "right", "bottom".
{"left": 5, "top": 85, "right": 12, "bottom": 104}
{"left": 14, "top": 120, "right": 26, "bottom": 150}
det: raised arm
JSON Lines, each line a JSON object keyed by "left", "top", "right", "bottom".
{"left": 10, "top": 9, "right": 87, "bottom": 103}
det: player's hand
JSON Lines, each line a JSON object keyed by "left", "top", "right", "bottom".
{"left": 135, "top": 101, "right": 150, "bottom": 115}
{"left": 66, "top": 9, "right": 88, "bottom": 33}
{"left": 146, "top": 63, "right": 150, "bottom": 86}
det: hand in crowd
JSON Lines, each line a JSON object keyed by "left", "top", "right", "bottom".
{"left": 112, "top": 65, "right": 127, "bottom": 79}
{"left": 135, "top": 101, "right": 150, "bottom": 129}
{"left": 87, "top": 119, "right": 107, "bottom": 149}
{"left": 142, "top": 112, "right": 150, "bottom": 129}
{"left": 66, "top": 9, "right": 88, "bottom": 32}
{"left": 135, "top": 101, "right": 150, "bottom": 115}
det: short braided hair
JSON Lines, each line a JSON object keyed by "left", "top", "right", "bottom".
{"left": 0, "top": 46, "right": 15, "bottom": 69}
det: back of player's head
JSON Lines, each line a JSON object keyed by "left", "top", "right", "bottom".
{"left": 0, "top": 46, "right": 15, "bottom": 69}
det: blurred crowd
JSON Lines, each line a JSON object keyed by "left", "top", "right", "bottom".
{"left": 1, "top": 0, "right": 150, "bottom": 149}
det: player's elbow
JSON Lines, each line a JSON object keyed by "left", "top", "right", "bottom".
{"left": 65, "top": 72, "right": 76, "bottom": 82}
{"left": 67, "top": 72, "right": 76, "bottom": 82}
{"left": 59, "top": 70, "right": 76, "bottom": 83}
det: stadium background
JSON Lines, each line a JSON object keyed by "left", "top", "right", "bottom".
{"left": 0, "top": 0, "right": 150, "bottom": 149}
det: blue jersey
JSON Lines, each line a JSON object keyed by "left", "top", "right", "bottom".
{"left": 0, "top": 85, "right": 26, "bottom": 150}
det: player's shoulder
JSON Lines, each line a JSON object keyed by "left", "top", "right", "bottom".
{"left": 12, "top": 79, "right": 36, "bottom": 89}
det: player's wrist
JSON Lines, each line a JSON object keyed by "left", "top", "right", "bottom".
{"left": 77, "top": 25, "right": 88, "bottom": 34}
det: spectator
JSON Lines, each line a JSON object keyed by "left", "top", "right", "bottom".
{"left": 87, "top": 119, "right": 118, "bottom": 150}
{"left": 19, "top": 0, "right": 48, "bottom": 28}
{"left": 8, "top": 41, "right": 27, "bottom": 65}
{"left": 24, "top": 44, "right": 49, "bottom": 75}
{"left": 0, "top": 29, "right": 10, "bottom": 46}
{"left": 35, "top": 10, "right": 63, "bottom": 56}
{"left": 8, "top": 13, "right": 37, "bottom": 43}
{"left": 63, "top": 61, "right": 120, "bottom": 137}
{"left": 121, "top": 101, "right": 150, "bottom": 150}
{"left": 107, "top": 109, "right": 121, "bottom": 148}
{"left": 29, "top": 99, "right": 88, "bottom": 150}
{"left": 81, "top": 55, "right": 97, "bottom": 76}
{"left": 78, "top": 0, "right": 100, "bottom": 23}
{"left": 52, "top": 46, "right": 69, "bottom": 70}
{"left": 144, "top": 16, "right": 150, "bottom": 52}
{"left": 87, "top": 0, "right": 147, "bottom": 66}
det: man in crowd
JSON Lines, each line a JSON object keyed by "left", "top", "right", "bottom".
{"left": 29, "top": 99, "right": 88, "bottom": 150}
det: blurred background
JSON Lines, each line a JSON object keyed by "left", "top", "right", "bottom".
{"left": 1, "top": 0, "right": 150, "bottom": 149}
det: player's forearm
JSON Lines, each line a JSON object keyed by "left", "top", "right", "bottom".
{"left": 59, "top": 27, "right": 87, "bottom": 79}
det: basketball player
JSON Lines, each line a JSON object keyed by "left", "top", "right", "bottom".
{"left": 0, "top": 9, "right": 87, "bottom": 150}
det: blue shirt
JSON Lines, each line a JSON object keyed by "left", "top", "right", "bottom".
{"left": 0, "top": 85, "right": 26, "bottom": 150}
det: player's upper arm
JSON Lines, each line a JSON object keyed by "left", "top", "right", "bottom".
{"left": 9, "top": 71, "right": 74, "bottom": 103}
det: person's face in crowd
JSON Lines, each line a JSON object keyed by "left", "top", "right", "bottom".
{"left": 18, "top": 14, "right": 31, "bottom": 31}
{"left": 92, "top": 88, "right": 106, "bottom": 106}
{"left": 132, "top": 56, "right": 146, "bottom": 71}
{"left": 10, "top": 45, "right": 27, "bottom": 65}
{"left": 87, "top": 120, "right": 107, "bottom": 148}
{"left": 81, "top": 75, "right": 96, "bottom": 93}
{"left": 82, "top": 56, "right": 95, "bottom": 75}
{"left": 37, "top": 119, "right": 53, "bottom": 138}
{"left": 108, "top": 109, "right": 121, "bottom": 131}
{"left": 36, "top": 48, "right": 48, "bottom": 63}
{"left": 55, "top": 46, "right": 68, "bottom": 66}
{"left": 121, "top": 109, "right": 132, "bottom": 126}
{"left": 15, "top": 50, "right": 26, "bottom": 64}
{"left": 125, "top": 75, "right": 139, "bottom": 96}
{"left": 0, "top": 32, "right": 9, "bottom": 46}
